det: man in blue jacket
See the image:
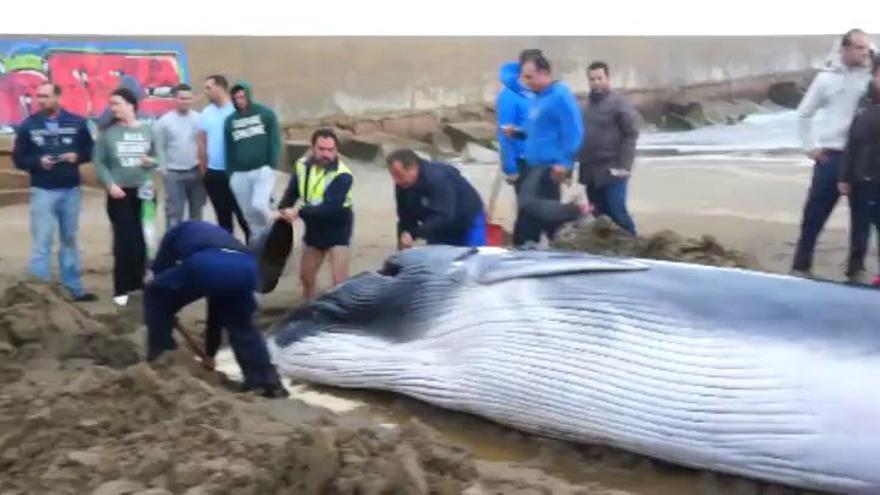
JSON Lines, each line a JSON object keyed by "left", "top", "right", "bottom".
{"left": 496, "top": 50, "right": 539, "bottom": 245}
{"left": 143, "top": 220, "right": 288, "bottom": 399}
{"left": 512, "top": 51, "right": 584, "bottom": 246}
{"left": 496, "top": 50, "right": 540, "bottom": 186}
{"left": 387, "top": 149, "right": 486, "bottom": 248}
{"left": 13, "top": 82, "right": 97, "bottom": 302}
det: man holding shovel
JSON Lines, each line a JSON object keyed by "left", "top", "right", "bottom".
{"left": 143, "top": 220, "right": 288, "bottom": 399}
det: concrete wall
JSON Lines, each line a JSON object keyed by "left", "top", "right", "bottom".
{"left": 8, "top": 35, "right": 840, "bottom": 122}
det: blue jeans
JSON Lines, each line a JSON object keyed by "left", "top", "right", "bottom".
{"left": 29, "top": 186, "right": 85, "bottom": 296}
{"left": 586, "top": 179, "right": 636, "bottom": 235}
{"left": 792, "top": 151, "right": 852, "bottom": 272}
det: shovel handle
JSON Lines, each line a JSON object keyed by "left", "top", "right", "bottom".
{"left": 487, "top": 169, "right": 504, "bottom": 222}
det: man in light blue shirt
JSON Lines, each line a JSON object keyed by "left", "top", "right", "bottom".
{"left": 198, "top": 74, "right": 251, "bottom": 243}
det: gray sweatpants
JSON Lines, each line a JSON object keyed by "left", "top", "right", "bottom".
{"left": 163, "top": 168, "right": 207, "bottom": 230}
{"left": 229, "top": 165, "right": 276, "bottom": 241}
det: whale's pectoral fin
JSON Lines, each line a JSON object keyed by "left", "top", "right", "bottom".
{"left": 474, "top": 251, "right": 649, "bottom": 284}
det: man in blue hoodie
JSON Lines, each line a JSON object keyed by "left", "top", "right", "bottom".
{"left": 512, "top": 51, "right": 584, "bottom": 246}
{"left": 13, "top": 82, "right": 97, "bottom": 302}
{"left": 496, "top": 50, "right": 540, "bottom": 186}
{"left": 496, "top": 50, "right": 539, "bottom": 244}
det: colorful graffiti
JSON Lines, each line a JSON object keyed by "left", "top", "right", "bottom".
{"left": 0, "top": 40, "right": 189, "bottom": 130}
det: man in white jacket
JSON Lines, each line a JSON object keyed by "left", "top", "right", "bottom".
{"left": 792, "top": 29, "right": 873, "bottom": 279}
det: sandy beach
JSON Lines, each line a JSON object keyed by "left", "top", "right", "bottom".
{"left": 0, "top": 151, "right": 856, "bottom": 495}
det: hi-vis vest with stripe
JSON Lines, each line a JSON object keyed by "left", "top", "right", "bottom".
{"left": 294, "top": 157, "right": 354, "bottom": 208}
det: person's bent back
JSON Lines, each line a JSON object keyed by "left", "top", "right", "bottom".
{"left": 387, "top": 149, "right": 486, "bottom": 248}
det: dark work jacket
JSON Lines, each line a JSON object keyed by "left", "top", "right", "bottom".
{"left": 13, "top": 109, "right": 94, "bottom": 189}
{"left": 395, "top": 160, "right": 484, "bottom": 245}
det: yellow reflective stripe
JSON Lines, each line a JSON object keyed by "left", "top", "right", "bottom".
{"left": 296, "top": 158, "right": 354, "bottom": 207}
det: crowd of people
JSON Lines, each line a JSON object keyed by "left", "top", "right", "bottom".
{"left": 10, "top": 29, "right": 880, "bottom": 396}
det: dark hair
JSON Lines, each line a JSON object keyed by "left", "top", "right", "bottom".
{"left": 386, "top": 148, "right": 421, "bottom": 168}
{"left": 173, "top": 83, "right": 192, "bottom": 95}
{"left": 39, "top": 82, "right": 62, "bottom": 96}
{"left": 518, "top": 49, "right": 543, "bottom": 65}
{"left": 588, "top": 61, "right": 609, "bottom": 76}
{"left": 205, "top": 74, "right": 229, "bottom": 90}
{"left": 101, "top": 87, "right": 139, "bottom": 130}
{"left": 311, "top": 128, "right": 339, "bottom": 146}
{"left": 521, "top": 51, "right": 551, "bottom": 73}
{"left": 111, "top": 87, "right": 138, "bottom": 111}
{"left": 842, "top": 29, "right": 867, "bottom": 47}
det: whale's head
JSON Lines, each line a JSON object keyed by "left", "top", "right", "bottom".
{"left": 266, "top": 246, "right": 648, "bottom": 376}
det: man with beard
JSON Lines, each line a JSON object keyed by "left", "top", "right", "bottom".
{"left": 277, "top": 129, "right": 354, "bottom": 300}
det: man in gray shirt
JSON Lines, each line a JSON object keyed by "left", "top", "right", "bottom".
{"left": 155, "top": 83, "right": 206, "bottom": 230}
{"left": 577, "top": 61, "right": 639, "bottom": 235}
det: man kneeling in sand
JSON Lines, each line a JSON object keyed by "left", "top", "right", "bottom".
{"left": 143, "top": 220, "right": 288, "bottom": 399}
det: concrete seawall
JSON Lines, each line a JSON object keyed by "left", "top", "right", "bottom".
{"left": 4, "top": 35, "right": 839, "bottom": 121}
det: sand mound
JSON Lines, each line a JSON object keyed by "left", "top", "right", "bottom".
{"left": 0, "top": 281, "right": 142, "bottom": 367}
{"left": 552, "top": 216, "right": 760, "bottom": 270}
{"left": 0, "top": 349, "right": 491, "bottom": 494}
{"left": 0, "top": 282, "right": 550, "bottom": 495}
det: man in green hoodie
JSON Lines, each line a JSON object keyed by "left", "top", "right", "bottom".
{"left": 224, "top": 82, "right": 282, "bottom": 240}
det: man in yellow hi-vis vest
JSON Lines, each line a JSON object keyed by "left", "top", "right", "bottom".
{"left": 277, "top": 129, "right": 354, "bottom": 300}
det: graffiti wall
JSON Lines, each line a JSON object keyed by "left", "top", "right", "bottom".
{"left": 0, "top": 40, "right": 188, "bottom": 131}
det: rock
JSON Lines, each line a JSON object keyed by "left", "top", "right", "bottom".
{"left": 442, "top": 121, "right": 497, "bottom": 151}
{"left": 767, "top": 81, "right": 804, "bottom": 109}
{"left": 134, "top": 490, "right": 173, "bottom": 495}
{"left": 730, "top": 98, "right": 768, "bottom": 116}
{"left": 352, "top": 119, "right": 382, "bottom": 135}
{"left": 380, "top": 113, "right": 440, "bottom": 141}
{"left": 284, "top": 141, "right": 310, "bottom": 169}
{"left": 662, "top": 112, "right": 701, "bottom": 131}
{"left": 462, "top": 142, "right": 499, "bottom": 164}
{"left": 339, "top": 132, "right": 432, "bottom": 165}
{"left": 91, "top": 480, "right": 145, "bottom": 495}
{"left": 429, "top": 130, "right": 456, "bottom": 156}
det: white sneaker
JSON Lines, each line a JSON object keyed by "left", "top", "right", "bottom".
{"left": 113, "top": 295, "right": 129, "bottom": 307}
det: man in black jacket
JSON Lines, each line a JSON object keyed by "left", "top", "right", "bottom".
{"left": 577, "top": 61, "right": 639, "bottom": 235}
{"left": 517, "top": 165, "right": 592, "bottom": 246}
{"left": 12, "top": 82, "right": 97, "bottom": 301}
{"left": 838, "top": 55, "right": 880, "bottom": 283}
{"left": 387, "top": 149, "right": 486, "bottom": 249}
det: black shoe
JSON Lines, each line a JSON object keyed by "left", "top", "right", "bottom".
{"left": 259, "top": 381, "right": 290, "bottom": 399}
{"left": 72, "top": 292, "right": 98, "bottom": 302}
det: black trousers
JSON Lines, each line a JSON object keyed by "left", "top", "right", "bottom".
{"left": 204, "top": 169, "right": 251, "bottom": 244}
{"left": 513, "top": 166, "right": 562, "bottom": 246}
{"left": 106, "top": 190, "right": 146, "bottom": 297}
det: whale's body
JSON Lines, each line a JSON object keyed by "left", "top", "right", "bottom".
{"left": 268, "top": 246, "right": 880, "bottom": 494}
